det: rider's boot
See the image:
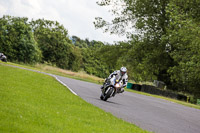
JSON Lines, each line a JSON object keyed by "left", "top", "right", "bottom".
{"left": 118, "top": 88, "right": 124, "bottom": 93}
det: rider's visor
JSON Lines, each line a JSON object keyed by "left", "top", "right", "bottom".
{"left": 121, "top": 71, "right": 125, "bottom": 75}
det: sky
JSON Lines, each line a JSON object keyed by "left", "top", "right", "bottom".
{"left": 0, "top": 0, "right": 127, "bottom": 44}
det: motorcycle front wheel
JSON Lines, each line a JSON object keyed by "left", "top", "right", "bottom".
{"left": 100, "top": 94, "right": 104, "bottom": 100}
{"left": 101, "top": 87, "right": 114, "bottom": 101}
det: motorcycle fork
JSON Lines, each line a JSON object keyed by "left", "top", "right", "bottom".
{"left": 111, "top": 88, "right": 117, "bottom": 96}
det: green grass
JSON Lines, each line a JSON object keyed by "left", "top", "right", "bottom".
{"left": 1, "top": 61, "right": 200, "bottom": 110}
{"left": 3, "top": 61, "right": 104, "bottom": 85}
{"left": 0, "top": 64, "right": 149, "bottom": 133}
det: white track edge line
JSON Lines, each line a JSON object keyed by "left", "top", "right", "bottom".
{"left": 2, "top": 63, "right": 78, "bottom": 96}
{"left": 51, "top": 75, "right": 78, "bottom": 96}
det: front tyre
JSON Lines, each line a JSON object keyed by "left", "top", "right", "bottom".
{"left": 103, "top": 87, "right": 114, "bottom": 101}
{"left": 100, "top": 94, "right": 104, "bottom": 100}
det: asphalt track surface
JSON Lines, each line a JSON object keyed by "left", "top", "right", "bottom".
{"left": 56, "top": 76, "right": 200, "bottom": 133}
{"left": 3, "top": 64, "right": 200, "bottom": 133}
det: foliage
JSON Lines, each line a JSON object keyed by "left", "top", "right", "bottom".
{"left": 0, "top": 15, "right": 113, "bottom": 78}
{"left": 95, "top": 41, "right": 133, "bottom": 77}
{"left": 166, "top": 0, "right": 200, "bottom": 97}
{"left": 81, "top": 41, "right": 110, "bottom": 78}
{"left": 95, "top": 0, "right": 170, "bottom": 37}
{"left": 30, "top": 19, "right": 74, "bottom": 69}
{"left": 71, "top": 36, "right": 88, "bottom": 48}
{"left": 95, "top": 0, "right": 200, "bottom": 97}
{"left": 68, "top": 46, "right": 83, "bottom": 71}
{"left": 95, "top": 0, "right": 173, "bottom": 83}
{"left": 0, "top": 15, "right": 41, "bottom": 63}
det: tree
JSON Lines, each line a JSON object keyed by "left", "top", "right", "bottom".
{"left": 80, "top": 40, "right": 110, "bottom": 78}
{"left": 95, "top": 0, "right": 170, "bottom": 37}
{"left": 165, "top": 0, "right": 200, "bottom": 97}
{"left": 68, "top": 46, "right": 83, "bottom": 72}
{"left": 96, "top": 41, "right": 132, "bottom": 72}
{"left": 0, "top": 15, "right": 41, "bottom": 63}
{"left": 30, "top": 19, "right": 73, "bottom": 69}
{"left": 71, "top": 36, "right": 88, "bottom": 48}
{"left": 95, "top": 0, "right": 200, "bottom": 98}
{"left": 95, "top": 0, "right": 173, "bottom": 84}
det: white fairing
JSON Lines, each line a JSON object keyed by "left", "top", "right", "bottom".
{"left": 110, "top": 76, "right": 123, "bottom": 88}
{"left": 110, "top": 76, "right": 115, "bottom": 85}
{"left": 109, "top": 70, "right": 128, "bottom": 87}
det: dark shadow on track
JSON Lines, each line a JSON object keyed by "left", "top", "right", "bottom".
{"left": 93, "top": 98, "right": 123, "bottom": 105}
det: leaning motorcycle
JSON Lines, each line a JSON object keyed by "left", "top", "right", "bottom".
{"left": 100, "top": 76, "right": 123, "bottom": 101}
{"left": 0, "top": 53, "right": 7, "bottom": 62}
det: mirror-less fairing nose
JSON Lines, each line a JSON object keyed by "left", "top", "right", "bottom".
{"left": 100, "top": 76, "right": 123, "bottom": 101}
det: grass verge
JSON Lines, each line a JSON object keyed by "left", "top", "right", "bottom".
{"left": 3, "top": 62, "right": 104, "bottom": 85}
{"left": 0, "top": 64, "right": 149, "bottom": 133}
{"left": 1, "top": 61, "right": 199, "bottom": 110}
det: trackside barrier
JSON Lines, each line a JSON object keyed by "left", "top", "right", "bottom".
{"left": 127, "top": 83, "right": 133, "bottom": 89}
{"left": 127, "top": 83, "right": 188, "bottom": 102}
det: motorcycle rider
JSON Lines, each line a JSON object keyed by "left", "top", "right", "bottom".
{"left": 101, "top": 67, "right": 128, "bottom": 93}
{"left": 0, "top": 53, "right": 7, "bottom": 62}
{"left": 0, "top": 53, "right": 4, "bottom": 58}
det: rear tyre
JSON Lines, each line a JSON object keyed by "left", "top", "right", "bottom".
{"left": 2, "top": 58, "right": 7, "bottom": 62}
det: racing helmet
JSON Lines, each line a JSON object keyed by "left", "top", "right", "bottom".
{"left": 120, "top": 67, "right": 127, "bottom": 76}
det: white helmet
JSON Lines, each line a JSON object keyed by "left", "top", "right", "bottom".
{"left": 120, "top": 67, "right": 127, "bottom": 75}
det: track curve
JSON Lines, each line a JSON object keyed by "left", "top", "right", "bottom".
{"left": 56, "top": 75, "right": 200, "bottom": 133}
{"left": 2, "top": 64, "right": 200, "bottom": 133}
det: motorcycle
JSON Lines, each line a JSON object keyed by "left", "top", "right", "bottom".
{"left": 0, "top": 53, "right": 7, "bottom": 62}
{"left": 100, "top": 75, "right": 123, "bottom": 101}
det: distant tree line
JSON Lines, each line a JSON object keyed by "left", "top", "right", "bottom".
{"left": 0, "top": 15, "right": 113, "bottom": 78}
